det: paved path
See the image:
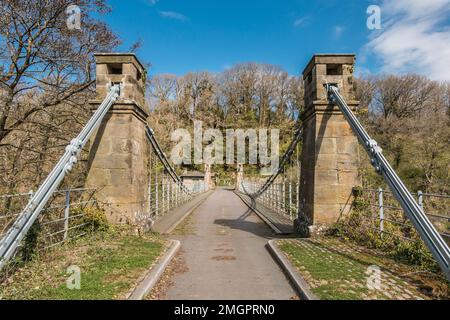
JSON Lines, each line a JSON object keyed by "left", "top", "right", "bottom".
{"left": 164, "top": 188, "right": 296, "bottom": 300}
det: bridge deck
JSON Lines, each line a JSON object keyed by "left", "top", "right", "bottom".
{"left": 156, "top": 189, "right": 297, "bottom": 300}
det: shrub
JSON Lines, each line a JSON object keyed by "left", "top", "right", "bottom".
{"left": 330, "top": 190, "right": 439, "bottom": 272}
{"left": 71, "top": 206, "right": 109, "bottom": 234}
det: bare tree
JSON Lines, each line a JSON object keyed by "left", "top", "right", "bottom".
{"left": 0, "top": 0, "right": 119, "bottom": 193}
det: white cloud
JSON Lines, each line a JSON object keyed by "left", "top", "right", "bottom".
{"left": 293, "top": 17, "right": 308, "bottom": 28}
{"left": 147, "top": 0, "right": 159, "bottom": 5}
{"left": 367, "top": 0, "right": 450, "bottom": 81}
{"left": 159, "top": 11, "right": 189, "bottom": 22}
{"left": 333, "top": 25, "right": 345, "bottom": 38}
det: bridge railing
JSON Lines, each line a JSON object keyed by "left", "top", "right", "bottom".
{"left": 0, "top": 84, "right": 120, "bottom": 272}
{"left": 0, "top": 188, "right": 99, "bottom": 249}
{"left": 146, "top": 125, "right": 208, "bottom": 223}
{"left": 241, "top": 177, "right": 300, "bottom": 222}
{"left": 0, "top": 188, "right": 99, "bottom": 281}
{"left": 354, "top": 188, "right": 450, "bottom": 243}
{"left": 325, "top": 83, "right": 450, "bottom": 282}
{"left": 238, "top": 125, "right": 302, "bottom": 223}
{"left": 147, "top": 163, "right": 207, "bottom": 221}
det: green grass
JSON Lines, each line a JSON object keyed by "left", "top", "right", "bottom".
{"left": 279, "top": 239, "right": 370, "bottom": 300}
{"left": 277, "top": 238, "right": 448, "bottom": 300}
{"left": 0, "top": 230, "right": 166, "bottom": 300}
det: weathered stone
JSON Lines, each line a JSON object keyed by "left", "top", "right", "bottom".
{"left": 336, "top": 137, "right": 359, "bottom": 155}
{"left": 315, "top": 170, "right": 339, "bottom": 185}
{"left": 316, "top": 137, "right": 337, "bottom": 154}
{"left": 298, "top": 54, "right": 361, "bottom": 230}
{"left": 86, "top": 53, "right": 149, "bottom": 224}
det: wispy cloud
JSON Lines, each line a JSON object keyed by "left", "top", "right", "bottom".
{"left": 293, "top": 17, "right": 309, "bottom": 28}
{"left": 159, "top": 11, "right": 189, "bottom": 22}
{"left": 333, "top": 25, "right": 345, "bottom": 38}
{"left": 147, "top": 0, "right": 159, "bottom": 5}
{"left": 367, "top": 0, "right": 450, "bottom": 81}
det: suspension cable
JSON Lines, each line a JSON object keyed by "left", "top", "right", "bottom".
{"left": 145, "top": 126, "right": 191, "bottom": 195}
{"left": 325, "top": 83, "right": 450, "bottom": 282}
{"left": 245, "top": 126, "right": 302, "bottom": 198}
{"left": 0, "top": 84, "right": 121, "bottom": 271}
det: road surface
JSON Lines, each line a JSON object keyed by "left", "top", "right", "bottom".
{"left": 162, "top": 188, "right": 296, "bottom": 300}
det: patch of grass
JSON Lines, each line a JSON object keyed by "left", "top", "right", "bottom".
{"left": 277, "top": 238, "right": 448, "bottom": 300}
{"left": 279, "top": 239, "right": 370, "bottom": 300}
{"left": 0, "top": 229, "right": 166, "bottom": 300}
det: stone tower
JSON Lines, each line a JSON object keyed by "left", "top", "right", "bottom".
{"left": 86, "top": 53, "right": 150, "bottom": 224}
{"left": 297, "top": 54, "right": 361, "bottom": 230}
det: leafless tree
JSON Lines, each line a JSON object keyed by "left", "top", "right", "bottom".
{"left": 0, "top": 0, "right": 119, "bottom": 193}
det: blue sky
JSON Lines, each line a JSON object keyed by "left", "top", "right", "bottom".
{"left": 99, "top": 0, "right": 450, "bottom": 80}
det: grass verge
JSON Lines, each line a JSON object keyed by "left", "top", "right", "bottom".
{"left": 277, "top": 237, "right": 449, "bottom": 300}
{"left": 0, "top": 229, "right": 166, "bottom": 300}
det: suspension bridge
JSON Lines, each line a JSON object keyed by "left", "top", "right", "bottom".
{"left": 0, "top": 53, "right": 448, "bottom": 299}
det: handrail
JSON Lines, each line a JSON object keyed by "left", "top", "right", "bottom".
{"left": 145, "top": 125, "right": 192, "bottom": 195}
{"left": 249, "top": 127, "right": 302, "bottom": 198}
{"left": 325, "top": 83, "right": 450, "bottom": 282}
{"left": 0, "top": 84, "right": 120, "bottom": 271}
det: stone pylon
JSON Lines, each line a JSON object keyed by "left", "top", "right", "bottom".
{"left": 86, "top": 53, "right": 149, "bottom": 224}
{"left": 296, "top": 54, "right": 361, "bottom": 233}
{"left": 235, "top": 164, "right": 244, "bottom": 191}
{"left": 204, "top": 164, "right": 214, "bottom": 190}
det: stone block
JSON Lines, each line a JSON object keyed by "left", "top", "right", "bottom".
{"left": 313, "top": 185, "right": 339, "bottom": 204}
{"left": 337, "top": 170, "right": 360, "bottom": 186}
{"left": 315, "top": 170, "right": 338, "bottom": 185}
{"left": 110, "top": 169, "right": 133, "bottom": 185}
{"left": 336, "top": 137, "right": 359, "bottom": 155}
{"left": 91, "top": 154, "right": 131, "bottom": 169}
{"left": 316, "top": 137, "right": 337, "bottom": 154}
{"left": 315, "top": 154, "right": 338, "bottom": 170}
{"left": 312, "top": 204, "right": 342, "bottom": 225}
{"left": 111, "top": 139, "right": 133, "bottom": 153}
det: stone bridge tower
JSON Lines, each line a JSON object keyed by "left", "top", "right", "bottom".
{"left": 204, "top": 164, "right": 214, "bottom": 190}
{"left": 86, "top": 53, "right": 149, "bottom": 224}
{"left": 297, "top": 54, "right": 361, "bottom": 233}
{"left": 235, "top": 164, "right": 244, "bottom": 191}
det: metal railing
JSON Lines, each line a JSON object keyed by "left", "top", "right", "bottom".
{"left": 147, "top": 165, "right": 207, "bottom": 221}
{"left": 241, "top": 178, "right": 300, "bottom": 221}
{"left": 325, "top": 83, "right": 450, "bottom": 282}
{"left": 356, "top": 188, "right": 450, "bottom": 242}
{"left": 0, "top": 84, "right": 120, "bottom": 271}
{"left": 238, "top": 126, "right": 302, "bottom": 221}
{"left": 146, "top": 125, "right": 208, "bottom": 222}
{"left": 0, "top": 188, "right": 98, "bottom": 281}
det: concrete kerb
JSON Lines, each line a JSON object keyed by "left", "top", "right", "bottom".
{"left": 127, "top": 191, "right": 214, "bottom": 299}
{"left": 267, "top": 239, "right": 320, "bottom": 300}
{"left": 127, "top": 239, "right": 181, "bottom": 300}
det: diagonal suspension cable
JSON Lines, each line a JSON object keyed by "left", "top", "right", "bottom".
{"left": 0, "top": 84, "right": 121, "bottom": 271}
{"left": 243, "top": 126, "right": 302, "bottom": 198}
{"left": 145, "top": 126, "right": 192, "bottom": 195}
{"left": 325, "top": 83, "right": 450, "bottom": 282}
